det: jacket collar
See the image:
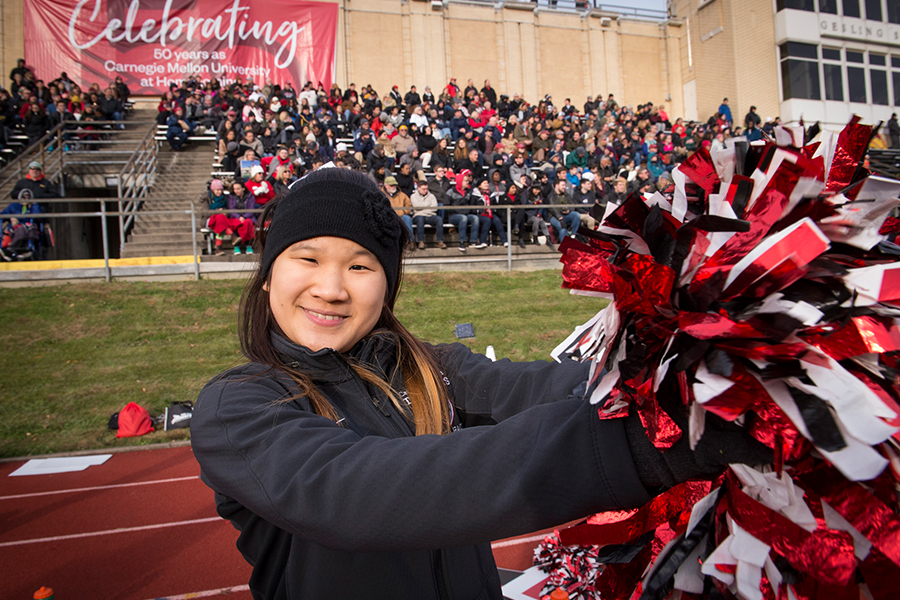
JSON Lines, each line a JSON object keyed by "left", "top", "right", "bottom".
{"left": 270, "top": 330, "right": 398, "bottom": 384}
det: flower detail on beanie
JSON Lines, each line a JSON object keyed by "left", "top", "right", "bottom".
{"left": 361, "top": 190, "right": 402, "bottom": 249}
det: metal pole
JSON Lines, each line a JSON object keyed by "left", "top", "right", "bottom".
{"left": 506, "top": 206, "right": 512, "bottom": 271}
{"left": 118, "top": 199, "right": 125, "bottom": 254}
{"left": 190, "top": 203, "right": 200, "bottom": 281}
{"left": 58, "top": 139, "right": 65, "bottom": 197}
{"left": 100, "top": 199, "right": 111, "bottom": 282}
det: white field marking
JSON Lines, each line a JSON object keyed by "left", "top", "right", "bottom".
{"left": 490, "top": 533, "right": 548, "bottom": 549}
{"left": 0, "top": 475, "right": 199, "bottom": 501}
{"left": 142, "top": 584, "right": 251, "bottom": 600}
{"left": 0, "top": 517, "right": 222, "bottom": 548}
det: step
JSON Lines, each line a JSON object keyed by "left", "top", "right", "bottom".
{"left": 120, "top": 244, "right": 199, "bottom": 257}
{"left": 129, "top": 232, "right": 198, "bottom": 244}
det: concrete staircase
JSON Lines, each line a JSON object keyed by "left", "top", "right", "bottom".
{"left": 120, "top": 118, "right": 215, "bottom": 259}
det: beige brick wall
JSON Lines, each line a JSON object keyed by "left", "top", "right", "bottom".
{"left": 674, "top": 0, "right": 779, "bottom": 126}
{"left": 1, "top": 0, "right": 25, "bottom": 84}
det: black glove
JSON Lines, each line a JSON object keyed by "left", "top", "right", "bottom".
{"left": 624, "top": 398, "right": 773, "bottom": 490}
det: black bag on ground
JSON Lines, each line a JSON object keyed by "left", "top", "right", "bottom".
{"left": 164, "top": 401, "right": 193, "bottom": 431}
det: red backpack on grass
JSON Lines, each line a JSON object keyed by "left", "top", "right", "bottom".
{"left": 115, "top": 402, "right": 155, "bottom": 438}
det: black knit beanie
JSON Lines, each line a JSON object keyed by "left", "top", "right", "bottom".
{"left": 260, "top": 168, "right": 405, "bottom": 292}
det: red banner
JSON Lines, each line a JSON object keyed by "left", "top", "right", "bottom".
{"left": 23, "top": 0, "right": 338, "bottom": 95}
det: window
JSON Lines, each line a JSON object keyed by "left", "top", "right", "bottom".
{"left": 871, "top": 54, "right": 887, "bottom": 66}
{"left": 776, "top": 0, "right": 816, "bottom": 9}
{"left": 848, "top": 66, "right": 867, "bottom": 102}
{"left": 843, "top": 0, "right": 861, "bottom": 17}
{"left": 824, "top": 64, "right": 844, "bottom": 100}
{"left": 822, "top": 48, "right": 841, "bottom": 60}
{"left": 890, "top": 0, "right": 900, "bottom": 23}
{"left": 782, "top": 61, "right": 822, "bottom": 100}
{"left": 819, "top": 0, "right": 838, "bottom": 13}
{"left": 847, "top": 51, "right": 865, "bottom": 63}
{"left": 872, "top": 70, "right": 889, "bottom": 104}
{"left": 865, "top": 0, "right": 883, "bottom": 21}
{"left": 894, "top": 72, "right": 900, "bottom": 106}
{"left": 893, "top": 56, "right": 900, "bottom": 68}
{"left": 781, "top": 42, "right": 819, "bottom": 60}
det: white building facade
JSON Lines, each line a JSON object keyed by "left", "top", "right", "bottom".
{"left": 775, "top": 0, "right": 900, "bottom": 128}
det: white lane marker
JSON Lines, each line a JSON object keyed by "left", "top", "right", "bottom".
{"left": 0, "top": 476, "right": 199, "bottom": 501}
{"left": 143, "top": 584, "right": 251, "bottom": 600}
{"left": 491, "top": 533, "right": 548, "bottom": 549}
{"left": 0, "top": 517, "right": 222, "bottom": 548}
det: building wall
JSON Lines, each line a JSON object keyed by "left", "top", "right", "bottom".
{"left": 1, "top": 0, "right": 25, "bottom": 81}
{"left": 673, "top": 0, "right": 779, "bottom": 127}
{"left": 1, "top": 0, "right": 682, "bottom": 113}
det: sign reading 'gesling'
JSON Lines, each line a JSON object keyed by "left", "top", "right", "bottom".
{"left": 24, "top": 0, "right": 338, "bottom": 94}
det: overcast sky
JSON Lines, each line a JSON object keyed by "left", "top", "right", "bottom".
{"left": 603, "top": 0, "right": 668, "bottom": 13}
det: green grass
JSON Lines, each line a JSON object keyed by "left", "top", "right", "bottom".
{"left": 0, "top": 271, "right": 606, "bottom": 458}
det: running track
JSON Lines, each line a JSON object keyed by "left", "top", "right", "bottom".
{"left": 1, "top": 446, "right": 553, "bottom": 599}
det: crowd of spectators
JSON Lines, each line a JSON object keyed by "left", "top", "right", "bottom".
{"left": 0, "top": 58, "right": 129, "bottom": 157}
{"left": 182, "top": 72, "right": 785, "bottom": 253}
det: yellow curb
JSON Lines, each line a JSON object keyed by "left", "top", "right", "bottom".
{"left": 0, "top": 256, "right": 196, "bottom": 271}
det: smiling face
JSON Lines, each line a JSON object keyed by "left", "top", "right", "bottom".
{"left": 266, "top": 237, "right": 387, "bottom": 354}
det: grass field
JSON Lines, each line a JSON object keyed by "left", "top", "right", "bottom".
{"left": 0, "top": 271, "right": 607, "bottom": 458}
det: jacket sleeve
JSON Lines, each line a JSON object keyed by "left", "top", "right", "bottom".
{"left": 191, "top": 363, "right": 650, "bottom": 554}
{"left": 437, "top": 342, "right": 592, "bottom": 422}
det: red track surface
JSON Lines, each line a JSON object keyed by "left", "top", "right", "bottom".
{"left": 1, "top": 446, "right": 550, "bottom": 600}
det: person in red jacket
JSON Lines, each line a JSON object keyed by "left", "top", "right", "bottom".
{"left": 261, "top": 145, "right": 294, "bottom": 178}
{"left": 245, "top": 165, "right": 276, "bottom": 205}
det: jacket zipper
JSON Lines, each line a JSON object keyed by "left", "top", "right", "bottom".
{"left": 433, "top": 549, "right": 450, "bottom": 600}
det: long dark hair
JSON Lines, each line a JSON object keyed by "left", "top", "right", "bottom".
{"left": 239, "top": 181, "right": 452, "bottom": 435}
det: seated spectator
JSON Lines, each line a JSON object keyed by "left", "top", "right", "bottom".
{"left": 565, "top": 146, "right": 588, "bottom": 170}
{"left": 383, "top": 175, "right": 412, "bottom": 235}
{"left": 261, "top": 145, "right": 293, "bottom": 177}
{"left": 98, "top": 87, "right": 124, "bottom": 127}
{"left": 458, "top": 148, "right": 484, "bottom": 179}
{"left": 10, "top": 161, "right": 59, "bottom": 199}
{"left": 472, "top": 177, "right": 507, "bottom": 247}
{"left": 521, "top": 183, "right": 552, "bottom": 249}
{"left": 445, "top": 169, "right": 480, "bottom": 250}
{"left": 508, "top": 152, "right": 531, "bottom": 186}
{"left": 410, "top": 179, "right": 446, "bottom": 250}
{"left": 391, "top": 125, "right": 414, "bottom": 158}
{"left": 205, "top": 178, "right": 230, "bottom": 255}
{"left": 225, "top": 180, "right": 257, "bottom": 255}
{"left": 166, "top": 106, "right": 194, "bottom": 151}
{"left": 272, "top": 165, "right": 296, "bottom": 199}
{"left": 430, "top": 137, "right": 451, "bottom": 170}
{"left": 22, "top": 102, "right": 51, "bottom": 146}
{"left": 395, "top": 162, "right": 416, "bottom": 197}
{"left": 573, "top": 173, "right": 599, "bottom": 229}
{"left": 241, "top": 129, "right": 264, "bottom": 158}
{"left": 245, "top": 164, "right": 276, "bottom": 205}
{"left": 628, "top": 167, "right": 653, "bottom": 195}
{"left": 417, "top": 125, "right": 437, "bottom": 168}
{"left": 547, "top": 176, "right": 580, "bottom": 242}
{"left": 604, "top": 177, "right": 628, "bottom": 207}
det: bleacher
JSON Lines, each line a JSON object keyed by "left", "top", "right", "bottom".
{"left": 869, "top": 149, "right": 900, "bottom": 180}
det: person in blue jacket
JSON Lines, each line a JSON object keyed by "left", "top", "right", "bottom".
{"left": 190, "top": 167, "right": 768, "bottom": 600}
{"left": 717, "top": 97, "right": 733, "bottom": 127}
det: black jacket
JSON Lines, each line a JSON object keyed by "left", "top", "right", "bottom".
{"left": 192, "top": 333, "right": 649, "bottom": 600}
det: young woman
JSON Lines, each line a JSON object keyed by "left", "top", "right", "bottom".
{"left": 191, "top": 168, "right": 765, "bottom": 600}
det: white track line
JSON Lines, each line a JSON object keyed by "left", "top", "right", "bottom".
{"left": 491, "top": 533, "right": 548, "bottom": 549}
{"left": 0, "top": 475, "right": 199, "bottom": 501}
{"left": 0, "top": 517, "right": 222, "bottom": 548}
{"left": 143, "top": 584, "right": 251, "bottom": 600}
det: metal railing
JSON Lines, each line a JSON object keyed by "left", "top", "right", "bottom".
{"left": 0, "top": 122, "right": 66, "bottom": 195}
{"left": 117, "top": 124, "right": 159, "bottom": 252}
{"left": 0, "top": 199, "right": 588, "bottom": 282}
